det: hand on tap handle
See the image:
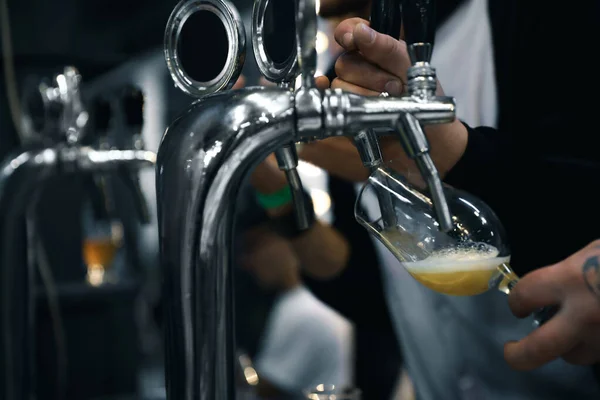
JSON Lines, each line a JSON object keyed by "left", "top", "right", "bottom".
{"left": 402, "top": 0, "right": 436, "bottom": 52}
{"left": 325, "top": 19, "right": 467, "bottom": 183}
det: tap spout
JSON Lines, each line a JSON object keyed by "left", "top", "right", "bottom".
{"left": 396, "top": 112, "right": 452, "bottom": 231}
{"left": 156, "top": 87, "right": 295, "bottom": 400}
{"left": 275, "top": 145, "right": 311, "bottom": 229}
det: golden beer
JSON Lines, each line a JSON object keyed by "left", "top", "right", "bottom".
{"left": 83, "top": 237, "right": 119, "bottom": 268}
{"left": 83, "top": 237, "right": 119, "bottom": 286}
{"left": 403, "top": 252, "right": 511, "bottom": 296}
{"left": 380, "top": 229, "right": 512, "bottom": 296}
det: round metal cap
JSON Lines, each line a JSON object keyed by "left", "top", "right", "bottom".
{"left": 164, "top": 0, "right": 246, "bottom": 98}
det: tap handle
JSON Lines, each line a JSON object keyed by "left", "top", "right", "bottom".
{"left": 370, "top": 0, "right": 402, "bottom": 38}
{"left": 402, "top": 0, "right": 436, "bottom": 63}
{"left": 295, "top": 0, "right": 318, "bottom": 88}
{"left": 20, "top": 66, "right": 88, "bottom": 144}
{"left": 122, "top": 86, "right": 144, "bottom": 130}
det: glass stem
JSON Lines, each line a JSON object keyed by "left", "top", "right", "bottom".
{"left": 495, "top": 263, "right": 558, "bottom": 328}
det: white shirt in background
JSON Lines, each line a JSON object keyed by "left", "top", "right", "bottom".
{"left": 254, "top": 285, "right": 354, "bottom": 395}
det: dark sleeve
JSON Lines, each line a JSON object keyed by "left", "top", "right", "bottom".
{"left": 443, "top": 123, "right": 511, "bottom": 200}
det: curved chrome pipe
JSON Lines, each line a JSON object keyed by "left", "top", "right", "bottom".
{"left": 156, "top": 87, "right": 295, "bottom": 400}
{"left": 0, "top": 146, "right": 155, "bottom": 400}
{"left": 0, "top": 146, "right": 59, "bottom": 400}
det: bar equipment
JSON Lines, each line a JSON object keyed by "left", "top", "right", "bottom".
{"left": 158, "top": 0, "right": 455, "bottom": 398}
{"left": 0, "top": 66, "right": 156, "bottom": 400}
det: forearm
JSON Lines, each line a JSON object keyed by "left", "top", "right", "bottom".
{"left": 266, "top": 203, "right": 350, "bottom": 279}
{"left": 300, "top": 137, "right": 370, "bottom": 182}
{"left": 291, "top": 221, "right": 350, "bottom": 279}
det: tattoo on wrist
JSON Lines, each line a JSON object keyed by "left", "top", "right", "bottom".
{"left": 582, "top": 252, "right": 600, "bottom": 299}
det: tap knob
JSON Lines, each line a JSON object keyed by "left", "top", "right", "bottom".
{"left": 370, "top": 0, "right": 402, "bottom": 38}
{"left": 122, "top": 86, "right": 144, "bottom": 130}
{"left": 20, "top": 66, "right": 88, "bottom": 144}
{"left": 402, "top": 0, "right": 436, "bottom": 63}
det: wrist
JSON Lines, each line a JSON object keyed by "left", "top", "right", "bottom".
{"left": 255, "top": 185, "right": 293, "bottom": 211}
{"left": 426, "top": 118, "right": 468, "bottom": 178}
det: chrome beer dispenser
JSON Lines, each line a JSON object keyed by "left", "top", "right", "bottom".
{"left": 158, "top": 0, "right": 454, "bottom": 398}
{"left": 0, "top": 67, "right": 156, "bottom": 400}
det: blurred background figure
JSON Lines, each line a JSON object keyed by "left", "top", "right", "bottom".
{"left": 238, "top": 222, "right": 352, "bottom": 399}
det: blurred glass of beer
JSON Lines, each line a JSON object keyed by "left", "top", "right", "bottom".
{"left": 83, "top": 221, "right": 123, "bottom": 286}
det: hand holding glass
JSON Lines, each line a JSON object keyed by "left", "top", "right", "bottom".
{"left": 355, "top": 167, "right": 555, "bottom": 325}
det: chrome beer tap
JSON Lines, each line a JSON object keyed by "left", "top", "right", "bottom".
{"left": 157, "top": 0, "right": 455, "bottom": 398}
{"left": 399, "top": 0, "right": 452, "bottom": 231}
{"left": 0, "top": 67, "right": 156, "bottom": 400}
{"left": 252, "top": 0, "right": 310, "bottom": 229}
{"left": 352, "top": 0, "right": 403, "bottom": 229}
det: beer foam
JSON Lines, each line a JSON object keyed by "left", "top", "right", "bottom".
{"left": 404, "top": 245, "right": 510, "bottom": 273}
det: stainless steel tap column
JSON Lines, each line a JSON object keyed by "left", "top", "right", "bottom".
{"left": 157, "top": 0, "right": 456, "bottom": 398}
{"left": 0, "top": 67, "right": 156, "bottom": 400}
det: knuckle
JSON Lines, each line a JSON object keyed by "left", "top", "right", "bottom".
{"left": 330, "top": 78, "right": 343, "bottom": 90}
{"left": 381, "top": 34, "right": 400, "bottom": 57}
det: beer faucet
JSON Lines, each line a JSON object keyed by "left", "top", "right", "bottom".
{"left": 352, "top": 0, "right": 403, "bottom": 229}
{"left": 400, "top": 0, "right": 453, "bottom": 232}
{"left": 352, "top": 0, "right": 452, "bottom": 232}
{"left": 158, "top": 0, "right": 455, "bottom": 398}
{"left": 0, "top": 67, "right": 156, "bottom": 400}
{"left": 252, "top": 0, "right": 310, "bottom": 228}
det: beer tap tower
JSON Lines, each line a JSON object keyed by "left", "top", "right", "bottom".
{"left": 0, "top": 66, "right": 156, "bottom": 400}
{"left": 158, "top": 0, "right": 454, "bottom": 398}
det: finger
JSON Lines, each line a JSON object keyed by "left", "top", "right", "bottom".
{"left": 562, "top": 342, "right": 600, "bottom": 365}
{"left": 508, "top": 264, "right": 565, "bottom": 318}
{"left": 335, "top": 52, "right": 404, "bottom": 95}
{"left": 315, "top": 75, "right": 330, "bottom": 90}
{"left": 352, "top": 23, "right": 411, "bottom": 79}
{"left": 504, "top": 312, "right": 580, "bottom": 370}
{"left": 232, "top": 75, "right": 246, "bottom": 89}
{"left": 331, "top": 78, "right": 379, "bottom": 97}
{"left": 334, "top": 18, "right": 370, "bottom": 50}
